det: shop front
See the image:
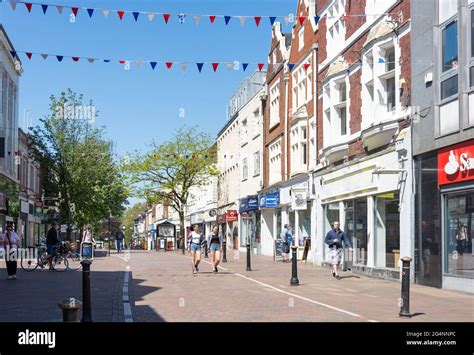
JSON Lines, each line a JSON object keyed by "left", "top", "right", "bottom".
{"left": 415, "top": 139, "right": 474, "bottom": 293}
{"left": 259, "top": 191, "right": 280, "bottom": 257}
{"left": 315, "top": 146, "right": 414, "bottom": 280}
{"left": 226, "top": 210, "right": 239, "bottom": 249}
{"left": 239, "top": 195, "right": 261, "bottom": 254}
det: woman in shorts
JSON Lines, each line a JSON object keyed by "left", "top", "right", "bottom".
{"left": 206, "top": 225, "right": 222, "bottom": 273}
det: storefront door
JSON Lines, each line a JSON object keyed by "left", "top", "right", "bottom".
{"left": 344, "top": 201, "right": 354, "bottom": 270}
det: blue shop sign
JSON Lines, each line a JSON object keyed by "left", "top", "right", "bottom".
{"left": 259, "top": 192, "right": 280, "bottom": 208}
{"left": 239, "top": 195, "right": 259, "bottom": 212}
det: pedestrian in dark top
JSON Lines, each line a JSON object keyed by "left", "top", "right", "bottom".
{"left": 325, "top": 221, "right": 352, "bottom": 280}
{"left": 206, "top": 225, "right": 222, "bottom": 273}
{"left": 0, "top": 223, "right": 20, "bottom": 280}
{"left": 115, "top": 230, "right": 125, "bottom": 253}
{"left": 46, "top": 222, "right": 59, "bottom": 257}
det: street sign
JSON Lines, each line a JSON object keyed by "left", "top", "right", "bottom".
{"left": 34, "top": 202, "right": 43, "bottom": 216}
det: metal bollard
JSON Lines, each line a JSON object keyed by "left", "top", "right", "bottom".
{"left": 246, "top": 243, "right": 251, "bottom": 271}
{"left": 222, "top": 239, "right": 227, "bottom": 263}
{"left": 290, "top": 246, "right": 299, "bottom": 286}
{"left": 81, "top": 259, "right": 93, "bottom": 322}
{"left": 399, "top": 256, "right": 412, "bottom": 317}
{"left": 58, "top": 298, "right": 82, "bottom": 322}
{"left": 204, "top": 242, "right": 208, "bottom": 258}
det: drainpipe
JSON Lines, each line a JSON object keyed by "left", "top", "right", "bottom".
{"left": 284, "top": 74, "right": 289, "bottom": 181}
{"left": 312, "top": 43, "right": 319, "bottom": 173}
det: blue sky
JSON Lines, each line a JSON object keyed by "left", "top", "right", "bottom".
{"left": 1, "top": 0, "right": 296, "bottom": 160}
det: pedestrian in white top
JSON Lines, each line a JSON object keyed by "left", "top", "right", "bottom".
{"left": 187, "top": 224, "right": 203, "bottom": 274}
{"left": 0, "top": 223, "right": 20, "bottom": 280}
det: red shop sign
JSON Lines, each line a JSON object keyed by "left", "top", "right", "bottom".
{"left": 438, "top": 139, "right": 474, "bottom": 186}
{"left": 226, "top": 210, "right": 238, "bottom": 221}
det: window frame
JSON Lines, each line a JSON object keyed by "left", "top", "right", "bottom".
{"left": 470, "top": 7, "right": 474, "bottom": 90}
{"left": 253, "top": 151, "right": 260, "bottom": 177}
{"left": 439, "top": 17, "right": 459, "bottom": 103}
{"left": 242, "top": 157, "right": 248, "bottom": 181}
{"left": 269, "top": 80, "right": 280, "bottom": 129}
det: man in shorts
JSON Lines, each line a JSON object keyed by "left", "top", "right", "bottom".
{"left": 325, "top": 221, "right": 352, "bottom": 280}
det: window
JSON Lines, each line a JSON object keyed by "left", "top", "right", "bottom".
{"left": 242, "top": 158, "right": 248, "bottom": 180}
{"left": 326, "top": 0, "right": 346, "bottom": 59}
{"left": 385, "top": 47, "right": 395, "bottom": 72}
{"left": 253, "top": 108, "right": 261, "bottom": 138}
{"left": 340, "top": 106, "right": 347, "bottom": 135}
{"left": 253, "top": 151, "right": 260, "bottom": 176}
{"left": 241, "top": 119, "right": 248, "bottom": 146}
{"left": 375, "top": 193, "right": 400, "bottom": 269}
{"left": 292, "top": 59, "right": 312, "bottom": 111}
{"left": 386, "top": 77, "right": 396, "bottom": 111}
{"left": 290, "top": 122, "right": 308, "bottom": 174}
{"left": 471, "top": 9, "right": 474, "bottom": 87}
{"left": 269, "top": 139, "right": 281, "bottom": 185}
{"left": 0, "top": 137, "right": 4, "bottom": 158}
{"left": 269, "top": 81, "right": 280, "bottom": 128}
{"left": 440, "top": 20, "right": 458, "bottom": 100}
{"left": 302, "top": 142, "right": 307, "bottom": 165}
{"left": 298, "top": 26, "right": 304, "bottom": 51}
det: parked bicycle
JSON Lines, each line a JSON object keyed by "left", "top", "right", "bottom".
{"left": 21, "top": 243, "right": 69, "bottom": 272}
{"left": 61, "top": 241, "right": 82, "bottom": 270}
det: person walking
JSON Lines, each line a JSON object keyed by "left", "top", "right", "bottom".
{"left": 456, "top": 222, "right": 467, "bottom": 256}
{"left": 281, "top": 224, "right": 290, "bottom": 262}
{"left": 187, "top": 224, "right": 203, "bottom": 274}
{"left": 115, "top": 229, "right": 125, "bottom": 253}
{"left": 206, "top": 224, "right": 222, "bottom": 273}
{"left": 46, "top": 222, "right": 59, "bottom": 267}
{"left": 0, "top": 223, "right": 20, "bottom": 280}
{"left": 325, "top": 221, "right": 352, "bottom": 280}
{"left": 284, "top": 225, "right": 294, "bottom": 263}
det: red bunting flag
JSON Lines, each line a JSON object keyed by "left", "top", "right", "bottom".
{"left": 163, "top": 13, "right": 170, "bottom": 23}
{"left": 25, "top": 52, "right": 32, "bottom": 59}
{"left": 119, "top": 60, "right": 126, "bottom": 64}
{"left": 254, "top": 16, "right": 261, "bottom": 27}
{"left": 71, "top": 7, "right": 78, "bottom": 17}
{"left": 117, "top": 11, "right": 125, "bottom": 20}
{"left": 209, "top": 15, "right": 216, "bottom": 23}
{"left": 298, "top": 17, "right": 305, "bottom": 25}
{"left": 258, "top": 63, "right": 264, "bottom": 71}
{"left": 72, "top": 57, "right": 80, "bottom": 62}
{"left": 212, "top": 63, "right": 219, "bottom": 72}
{"left": 304, "top": 63, "right": 310, "bottom": 71}
{"left": 25, "top": 3, "right": 32, "bottom": 12}
{"left": 165, "top": 62, "right": 173, "bottom": 69}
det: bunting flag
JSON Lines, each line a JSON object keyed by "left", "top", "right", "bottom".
{"left": 72, "top": 57, "right": 80, "bottom": 62}
{"left": 269, "top": 16, "right": 276, "bottom": 26}
{"left": 133, "top": 12, "right": 139, "bottom": 21}
{"left": 254, "top": 16, "right": 261, "bottom": 27}
{"left": 56, "top": 5, "right": 62, "bottom": 14}
{"left": 41, "top": 4, "right": 47, "bottom": 14}
{"left": 25, "top": 52, "right": 32, "bottom": 59}
{"left": 24, "top": 2, "right": 31, "bottom": 12}
{"left": 212, "top": 63, "right": 219, "bottom": 72}
{"left": 224, "top": 15, "right": 231, "bottom": 25}
{"left": 87, "top": 8, "right": 94, "bottom": 18}
{"left": 181, "top": 62, "right": 188, "bottom": 71}
{"left": 41, "top": 53, "right": 48, "bottom": 60}
{"left": 9, "top": 1, "right": 17, "bottom": 10}
{"left": 242, "top": 63, "right": 248, "bottom": 71}
{"left": 239, "top": 16, "right": 246, "bottom": 27}
{"left": 102, "top": 9, "right": 109, "bottom": 18}
{"left": 314, "top": 16, "right": 320, "bottom": 25}
{"left": 226, "top": 63, "right": 234, "bottom": 71}
{"left": 289, "top": 63, "right": 295, "bottom": 71}
{"left": 56, "top": 55, "right": 63, "bottom": 62}
{"left": 298, "top": 16, "right": 305, "bottom": 25}
{"left": 88, "top": 58, "right": 95, "bottom": 63}
{"left": 165, "top": 62, "right": 173, "bottom": 69}
{"left": 209, "top": 15, "right": 216, "bottom": 24}
{"left": 117, "top": 10, "right": 125, "bottom": 20}
{"left": 194, "top": 15, "right": 201, "bottom": 25}
{"left": 163, "top": 13, "right": 170, "bottom": 23}
{"left": 103, "top": 59, "right": 111, "bottom": 63}
{"left": 196, "top": 63, "right": 204, "bottom": 72}
{"left": 119, "top": 60, "right": 126, "bottom": 64}
{"left": 147, "top": 13, "right": 155, "bottom": 22}
{"left": 284, "top": 16, "right": 290, "bottom": 26}
{"left": 258, "top": 63, "right": 265, "bottom": 71}
{"left": 135, "top": 60, "right": 142, "bottom": 69}
{"left": 150, "top": 62, "right": 157, "bottom": 70}
{"left": 303, "top": 63, "right": 311, "bottom": 71}
{"left": 9, "top": 50, "right": 16, "bottom": 58}
{"left": 71, "top": 7, "right": 78, "bottom": 17}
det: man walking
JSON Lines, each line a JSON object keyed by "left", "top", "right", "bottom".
{"left": 115, "top": 229, "right": 125, "bottom": 253}
{"left": 325, "top": 221, "right": 352, "bottom": 280}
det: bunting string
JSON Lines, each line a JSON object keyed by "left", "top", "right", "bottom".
{"left": 7, "top": 0, "right": 408, "bottom": 26}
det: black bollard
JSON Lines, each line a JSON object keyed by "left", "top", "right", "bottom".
{"left": 81, "top": 260, "right": 93, "bottom": 322}
{"left": 399, "top": 256, "right": 412, "bottom": 317}
{"left": 246, "top": 243, "right": 251, "bottom": 271}
{"left": 204, "top": 242, "right": 208, "bottom": 258}
{"left": 290, "top": 246, "right": 299, "bottom": 286}
{"left": 222, "top": 239, "right": 227, "bottom": 263}
{"left": 58, "top": 298, "right": 82, "bottom": 322}
{"left": 182, "top": 237, "right": 185, "bottom": 255}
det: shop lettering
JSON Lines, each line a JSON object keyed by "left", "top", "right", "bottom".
{"left": 459, "top": 153, "right": 473, "bottom": 172}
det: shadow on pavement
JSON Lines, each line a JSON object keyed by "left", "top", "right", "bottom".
{"left": 129, "top": 275, "right": 165, "bottom": 322}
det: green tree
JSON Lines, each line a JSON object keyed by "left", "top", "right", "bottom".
{"left": 120, "top": 201, "right": 147, "bottom": 246}
{"left": 123, "top": 126, "right": 218, "bottom": 251}
{"left": 29, "top": 89, "right": 129, "bottom": 240}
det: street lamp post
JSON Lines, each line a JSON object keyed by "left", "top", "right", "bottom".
{"left": 108, "top": 213, "right": 112, "bottom": 257}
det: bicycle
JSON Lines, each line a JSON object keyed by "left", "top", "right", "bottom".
{"left": 20, "top": 243, "right": 69, "bottom": 272}
{"left": 62, "top": 241, "right": 82, "bottom": 271}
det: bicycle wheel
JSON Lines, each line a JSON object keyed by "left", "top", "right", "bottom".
{"left": 51, "top": 255, "right": 68, "bottom": 272}
{"left": 66, "top": 253, "right": 82, "bottom": 270}
{"left": 20, "top": 254, "right": 39, "bottom": 272}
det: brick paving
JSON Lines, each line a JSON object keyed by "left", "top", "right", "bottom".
{"left": 0, "top": 249, "right": 472, "bottom": 322}
{"left": 125, "top": 250, "right": 473, "bottom": 322}
{"left": 0, "top": 250, "right": 126, "bottom": 322}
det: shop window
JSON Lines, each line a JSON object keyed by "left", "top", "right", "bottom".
{"left": 324, "top": 202, "right": 340, "bottom": 259}
{"left": 440, "top": 19, "right": 459, "bottom": 100}
{"left": 375, "top": 193, "right": 400, "bottom": 269}
{"left": 444, "top": 190, "right": 474, "bottom": 278}
{"left": 355, "top": 199, "right": 368, "bottom": 265}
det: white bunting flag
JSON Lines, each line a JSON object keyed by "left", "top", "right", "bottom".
{"left": 10, "top": 1, "right": 17, "bottom": 11}
{"left": 56, "top": 5, "right": 63, "bottom": 14}
{"left": 41, "top": 54, "right": 48, "bottom": 60}
{"left": 87, "top": 58, "right": 95, "bottom": 63}
{"left": 226, "top": 63, "right": 234, "bottom": 71}
{"left": 135, "top": 60, "right": 142, "bottom": 69}
{"left": 103, "top": 9, "right": 110, "bottom": 18}
{"left": 284, "top": 16, "right": 290, "bottom": 26}
{"left": 194, "top": 15, "right": 201, "bottom": 25}
{"left": 181, "top": 62, "right": 188, "bottom": 71}
{"left": 147, "top": 13, "right": 156, "bottom": 22}
{"left": 239, "top": 16, "right": 246, "bottom": 27}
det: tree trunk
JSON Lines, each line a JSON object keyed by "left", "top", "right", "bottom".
{"left": 179, "top": 210, "right": 185, "bottom": 254}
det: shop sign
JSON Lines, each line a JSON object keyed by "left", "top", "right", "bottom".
{"left": 239, "top": 195, "right": 259, "bottom": 212}
{"left": 240, "top": 211, "right": 252, "bottom": 219}
{"left": 438, "top": 140, "right": 474, "bottom": 186}
{"left": 226, "top": 210, "right": 238, "bottom": 221}
{"left": 291, "top": 188, "right": 307, "bottom": 210}
{"left": 259, "top": 192, "right": 280, "bottom": 208}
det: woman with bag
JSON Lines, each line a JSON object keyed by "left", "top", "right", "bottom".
{"left": 0, "top": 223, "right": 20, "bottom": 280}
{"left": 206, "top": 224, "right": 222, "bottom": 273}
